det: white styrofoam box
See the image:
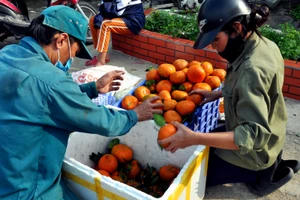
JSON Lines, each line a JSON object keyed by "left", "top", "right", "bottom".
{"left": 62, "top": 112, "right": 209, "bottom": 200}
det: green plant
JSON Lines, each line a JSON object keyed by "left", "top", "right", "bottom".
{"left": 259, "top": 23, "right": 300, "bottom": 60}
{"left": 290, "top": 3, "right": 300, "bottom": 20}
{"left": 145, "top": 10, "right": 199, "bottom": 41}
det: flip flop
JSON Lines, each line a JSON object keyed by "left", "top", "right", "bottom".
{"left": 85, "top": 56, "right": 110, "bottom": 66}
{"left": 246, "top": 166, "right": 293, "bottom": 197}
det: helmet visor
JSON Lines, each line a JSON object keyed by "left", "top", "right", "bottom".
{"left": 193, "top": 26, "right": 222, "bottom": 50}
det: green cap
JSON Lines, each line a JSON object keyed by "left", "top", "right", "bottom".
{"left": 41, "top": 5, "right": 92, "bottom": 60}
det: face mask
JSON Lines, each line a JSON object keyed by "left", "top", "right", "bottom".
{"left": 55, "top": 37, "right": 74, "bottom": 72}
{"left": 218, "top": 35, "right": 245, "bottom": 63}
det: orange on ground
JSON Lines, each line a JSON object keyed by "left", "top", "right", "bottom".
{"left": 146, "top": 68, "right": 161, "bottom": 82}
{"left": 186, "top": 65, "right": 206, "bottom": 83}
{"left": 169, "top": 70, "right": 187, "bottom": 85}
{"left": 176, "top": 100, "right": 196, "bottom": 116}
{"left": 186, "top": 94, "right": 203, "bottom": 106}
{"left": 164, "top": 110, "right": 182, "bottom": 123}
{"left": 97, "top": 170, "right": 110, "bottom": 177}
{"left": 163, "top": 99, "right": 177, "bottom": 111}
{"left": 121, "top": 95, "right": 139, "bottom": 110}
{"left": 171, "top": 90, "right": 188, "bottom": 102}
{"left": 204, "top": 76, "right": 221, "bottom": 90}
{"left": 157, "top": 123, "right": 177, "bottom": 148}
{"left": 211, "top": 68, "right": 227, "bottom": 82}
{"left": 158, "top": 90, "right": 172, "bottom": 101}
{"left": 157, "top": 63, "right": 176, "bottom": 78}
{"left": 111, "top": 144, "right": 133, "bottom": 163}
{"left": 134, "top": 86, "right": 151, "bottom": 102}
{"left": 126, "top": 160, "right": 141, "bottom": 180}
{"left": 179, "top": 82, "right": 193, "bottom": 93}
{"left": 188, "top": 60, "right": 201, "bottom": 67}
{"left": 98, "top": 154, "right": 118, "bottom": 174}
{"left": 173, "top": 59, "right": 189, "bottom": 71}
{"left": 201, "top": 61, "right": 214, "bottom": 76}
{"left": 159, "top": 164, "right": 180, "bottom": 182}
{"left": 156, "top": 80, "right": 172, "bottom": 93}
{"left": 192, "top": 82, "right": 212, "bottom": 91}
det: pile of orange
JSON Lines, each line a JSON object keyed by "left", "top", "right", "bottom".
{"left": 120, "top": 59, "right": 227, "bottom": 149}
{"left": 90, "top": 138, "right": 181, "bottom": 198}
{"left": 121, "top": 59, "right": 226, "bottom": 121}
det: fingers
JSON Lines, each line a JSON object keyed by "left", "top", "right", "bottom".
{"left": 189, "top": 89, "right": 205, "bottom": 95}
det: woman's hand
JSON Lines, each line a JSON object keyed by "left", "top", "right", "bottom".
{"left": 190, "top": 89, "right": 222, "bottom": 106}
{"left": 96, "top": 70, "right": 125, "bottom": 93}
{"left": 157, "top": 121, "right": 200, "bottom": 153}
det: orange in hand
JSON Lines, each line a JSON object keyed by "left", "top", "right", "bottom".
{"left": 157, "top": 123, "right": 177, "bottom": 148}
{"left": 204, "top": 76, "right": 221, "bottom": 90}
{"left": 134, "top": 86, "right": 151, "bottom": 102}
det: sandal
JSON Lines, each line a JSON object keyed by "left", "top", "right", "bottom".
{"left": 85, "top": 56, "right": 110, "bottom": 66}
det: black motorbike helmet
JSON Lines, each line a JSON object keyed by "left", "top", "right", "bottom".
{"left": 193, "top": 0, "right": 251, "bottom": 49}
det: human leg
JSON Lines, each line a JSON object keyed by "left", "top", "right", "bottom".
{"left": 94, "top": 18, "right": 132, "bottom": 66}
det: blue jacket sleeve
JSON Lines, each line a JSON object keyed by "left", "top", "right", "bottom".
{"left": 79, "top": 82, "right": 99, "bottom": 99}
{"left": 43, "top": 76, "right": 138, "bottom": 136}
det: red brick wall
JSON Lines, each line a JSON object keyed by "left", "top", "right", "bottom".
{"left": 112, "top": 30, "right": 300, "bottom": 101}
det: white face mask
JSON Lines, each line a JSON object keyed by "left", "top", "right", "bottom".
{"left": 55, "top": 37, "right": 74, "bottom": 72}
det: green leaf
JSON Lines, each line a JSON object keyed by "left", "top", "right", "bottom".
{"left": 153, "top": 114, "right": 166, "bottom": 127}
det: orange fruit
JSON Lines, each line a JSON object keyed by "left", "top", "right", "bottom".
{"left": 186, "top": 94, "right": 203, "bottom": 106}
{"left": 186, "top": 65, "right": 206, "bottom": 83}
{"left": 157, "top": 63, "right": 176, "bottom": 78}
{"left": 158, "top": 90, "right": 172, "bottom": 101}
{"left": 178, "top": 82, "right": 193, "bottom": 93}
{"left": 169, "top": 70, "right": 187, "bottom": 85}
{"left": 134, "top": 86, "right": 151, "bottom": 102}
{"left": 146, "top": 68, "right": 161, "bottom": 82}
{"left": 163, "top": 99, "right": 177, "bottom": 111}
{"left": 204, "top": 76, "right": 221, "bottom": 90}
{"left": 164, "top": 110, "right": 182, "bottom": 123}
{"left": 156, "top": 80, "right": 172, "bottom": 93}
{"left": 201, "top": 61, "right": 214, "bottom": 76}
{"left": 111, "top": 144, "right": 133, "bottom": 163}
{"left": 211, "top": 68, "right": 227, "bottom": 82}
{"left": 157, "top": 123, "right": 177, "bottom": 148}
{"left": 159, "top": 164, "right": 180, "bottom": 182}
{"left": 121, "top": 95, "right": 139, "bottom": 110}
{"left": 97, "top": 170, "right": 110, "bottom": 177}
{"left": 175, "top": 100, "right": 196, "bottom": 116}
{"left": 98, "top": 154, "right": 118, "bottom": 174}
{"left": 173, "top": 59, "right": 189, "bottom": 71}
{"left": 192, "top": 82, "right": 212, "bottom": 91}
{"left": 125, "top": 159, "right": 141, "bottom": 180}
{"left": 182, "top": 68, "right": 189, "bottom": 74}
{"left": 111, "top": 171, "right": 128, "bottom": 183}
{"left": 171, "top": 90, "right": 188, "bottom": 102}
{"left": 188, "top": 60, "right": 201, "bottom": 67}
{"left": 142, "top": 93, "right": 157, "bottom": 102}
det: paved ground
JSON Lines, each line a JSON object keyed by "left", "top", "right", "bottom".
{"left": 1, "top": 1, "right": 299, "bottom": 199}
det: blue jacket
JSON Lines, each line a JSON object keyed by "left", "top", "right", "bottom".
{"left": 0, "top": 36, "right": 138, "bottom": 199}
